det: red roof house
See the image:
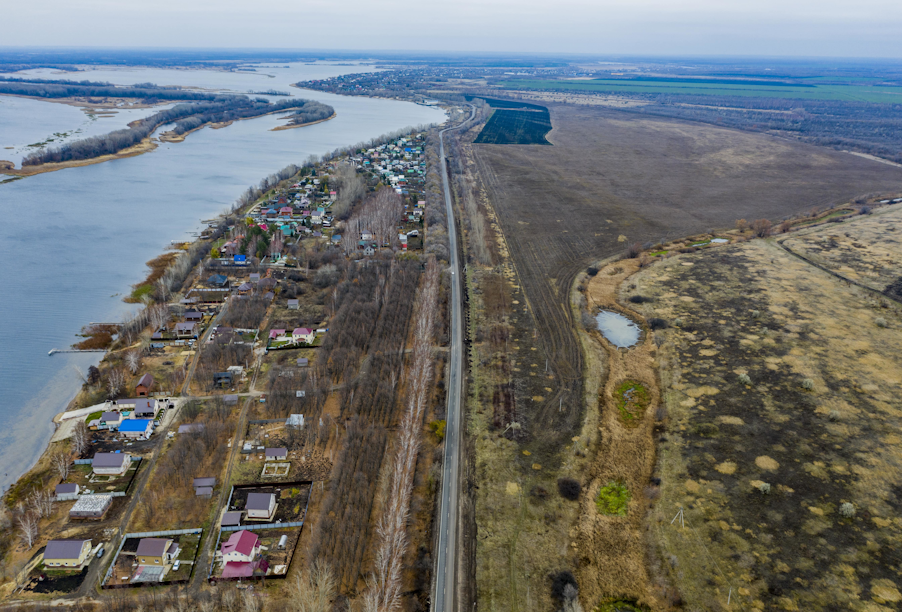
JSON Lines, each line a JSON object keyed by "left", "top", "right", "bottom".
{"left": 221, "top": 530, "right": 261, "bottom": 564}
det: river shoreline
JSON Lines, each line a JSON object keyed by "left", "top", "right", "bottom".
{"left": 0, "top": 103, "right": 335, "bottom": 176}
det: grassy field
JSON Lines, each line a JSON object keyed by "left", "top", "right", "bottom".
{"left": 474, "top": 108, "right": 552, "bottom": 145}
{"left": 625, "top": 225, "right": 902, "bottom": 610}
{"left": 780, "top": 202, "right": 902, "bottom": 297}
{"left": 466, "top": 103, "right": 902, "bottom": 610}
{"left": 498, "top": 78, "right": 902, "bottom": 103}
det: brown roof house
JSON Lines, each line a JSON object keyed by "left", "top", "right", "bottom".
{"left": 136, "top": 538, "right": 180, "bottom": 577}
{"left": 92, "top": 452, "right": 131, "bottom": 476}
{"left": 136, "top": 373, "right": 154, "bottom": 397}
{"left": 44, "top": 539, "right": 92, "bottom": 568}
{"left": 245, "top": 492, "right": 277, "bottom": 521}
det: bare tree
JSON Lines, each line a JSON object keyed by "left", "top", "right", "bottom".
{"left": 332, "top": 162, "right": 365, "bottom": 220}
{"left": 72, "top": 421, "right": 90, "bottom": 457}
{"left": 368, "top": 259, "right": 441, "bottom": 611}
{"left": 28, "top": 488, "right": 53, "bottom": 518}
{"left": 107, "top": 368, "right": 127, "bottom": 399}
{"left": 126, "top": 351, "right": 141, "bottom": 375}
{"left": 290, "top": 561, "right": 336, "bottom": 612}
{"left": 752, "top": 218, "right": 773, "bottom": 237}
{"left": 17, "top": 511, "right": 39, "bottom": 549}
{"left": 52, "top": 451, "right": 70, "bottom": 481}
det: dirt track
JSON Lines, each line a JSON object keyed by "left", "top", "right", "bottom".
{"left": 471, "top": 102, "right": 902, "bottom": 448}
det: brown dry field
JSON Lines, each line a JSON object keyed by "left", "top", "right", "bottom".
{"left": 472, "top": 102, "right": 902, "bottom": 450}
{"left": 468, "top": 103, "right": 902, "bottom": 611}
{"left": 627, "top": 227, "right": 902, "bottom": 611}
{"left": 780, "top": 202, "right": 902, "bottom": 298}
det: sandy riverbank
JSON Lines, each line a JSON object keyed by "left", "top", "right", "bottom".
{"left": 0, "top": 137, "right": 158, "bottom": 176}
{"left": 270, "top": 110, "right": 336, "bottom": 131}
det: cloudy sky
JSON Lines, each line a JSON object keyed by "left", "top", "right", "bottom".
{"left": 3, "top": 0, "right": 902, "bottom": 58}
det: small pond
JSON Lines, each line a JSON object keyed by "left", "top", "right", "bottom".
{"left": 595, "top": 310, "right": 641, "bottom": 348}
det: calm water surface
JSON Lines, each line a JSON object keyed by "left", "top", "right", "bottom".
{"left": 595, "top": 310, "right": 641, "bottom": 348}
{"left": 0, "top": 63, "right": 444, "bottom": 491}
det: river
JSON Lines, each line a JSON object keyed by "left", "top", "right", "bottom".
{"left": 0, "top": 62, "right": 445, "bottom": 492}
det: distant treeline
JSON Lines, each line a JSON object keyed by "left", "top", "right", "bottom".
{"left": 632, "top": 94, "right": 902, "bottom": 164}
{"left": 22, "top": 97, "right": 334, "bottom": 166}
{"left": 0, "top": 77, "right": 227, "bottom": 102}
{"left": 249, "top": 89, "right": 291, "bottom": 96}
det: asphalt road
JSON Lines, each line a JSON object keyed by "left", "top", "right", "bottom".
{"left": 433, "top": 105, "right": 475, "bottom": 612}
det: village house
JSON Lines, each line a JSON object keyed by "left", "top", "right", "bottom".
{"left": 54, "top": 483, "right": 80, "bottom": 500}
{"left": 269, "top": 329, "right": 287, "bottom": 341}
{"left": 119, "top": 419, "right": 153, "bottom": 440}
{"left": 206, "top": 274, "right": 229, "bottom": 288}
{"left": 237, "top": 282, "right": 254, "bottom": 296}
{"left": 184, "top": 310, "right": 203, "bottom": 323}
{"left": 69, "top": 494, "right": 113, "bottom": 520}
{"left": 245, "top": 492, "right": 277, "bottom": 521}
{"left": 287, "top": 299, "right": 299, "bottom": 310}
{"left": 175, "top": 322, "right": 198, "bottom": 338}
{"left": 136, "top": 538, "right": 179, "bottom": 567}
{"left": 221, "top": 530, "right": 261, "bottom": 564}
{"left": 135, "top": 373, "right": 154, "bottom": 397}
{"left": 292, "top": 327, "right": 315, "bottom": 344}
{"left": 286, "top": 414, "right": 305, "bottom": 429}
{"left": 265, "top": 447, "right": 288, "bottom": 462}
{"left": 99, "top": 411, "right": 121, "bottom": 431}
{"left": 92, "top": 452, "right": 131, "bottom": 476}
{"left": 213, "top": 372, "right": 234, "bottom": 388}
{"left": 221, "top": 511, "right": 243, "bottom": 527}
{"left": 43, "top": 539, "right": 92, "bottom": 568}
{"left": 193, "top": 477, "right": 216, "bottom": 494}
{"left": 118, "top": 398, "right": 159, "bottom": 418}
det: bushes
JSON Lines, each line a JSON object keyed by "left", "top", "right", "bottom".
{"left": 557, "top": 478, "right": 581, "bottom": 501}
{"left": 751, "top": 218, "right": 772, "bottom": 238}
{"left": 586, "top": 266, "right": 599, "bottom": 277}
{"left": 595, "top": 482, "right": 630, "bottom": 516}
{"left": 625, "top": 242, "right": 643, "bottom": 259}
{"left": 648, "top": 317, "right": 668, "bottom": 330}
{"left": 629, "top": 295, "right": 652, "bottom": 304}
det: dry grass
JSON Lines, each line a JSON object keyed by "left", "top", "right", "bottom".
{"left": 467, "top": 104, "right": 902, "bottom": 612}
{"left": 626, "top": 226, "right": 902, "bottom": 610}
{"left": 576, "top": 259, "right": 662, "bottom": 609}
{"left": 781, "top": 202, "right": 902, "bottom": 296}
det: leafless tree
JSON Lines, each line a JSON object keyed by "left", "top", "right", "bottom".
{"left": 52, "top": 451, "right": 70, "bottom": 481}
{"left": 72, "top": 421, "right": 90, "bottom": 457}
{"left": 290, "top": 561, "right": 336, "bottom": 612}
{"left": 28, "top": 488, "right": 53, "bottom": 518}
{"left": 149, "top": 304, "right": 169, "bottom": 330}
{"left": 107, "top": 368, "right": 127, "bottom": 399}
{"left": 17, "top": 511, "right": 39, "bottom": 549}
{"left": 332, "top": 162, "right": 365, "bottom": 220}
{"left": 369, "top": 259, "right": 441, "bottom": 611}
{"left": 752, "top": 218, "right": 773, "bottom": 237}
{"left": 126, "top": 351, "right": 141, "bottom": 375}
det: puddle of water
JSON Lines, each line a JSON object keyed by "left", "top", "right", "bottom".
{"left": 710, "top": 238, "right": 729, "bottom": 244}
{"left": 595, "top": 310, "right": 641, "bottom": 348}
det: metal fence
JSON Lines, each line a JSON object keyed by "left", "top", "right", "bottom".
{"left": 247, "top": 419, "right": 286, "bottom": 424}
{"left": 74, "top": 458, "right": 92, "bottom": 465}
{"left": 125, "top": 528, "right": 202, "bottom": 538}
{"left": 221, "top": 521, "right": 304, "bottom": 532}
{"left": 102, "top": 528, "right": 204, "bottom": 588}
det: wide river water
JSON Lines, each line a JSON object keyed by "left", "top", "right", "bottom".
{"left": 0, "top": 62, "right": 445, "bottom": 491}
